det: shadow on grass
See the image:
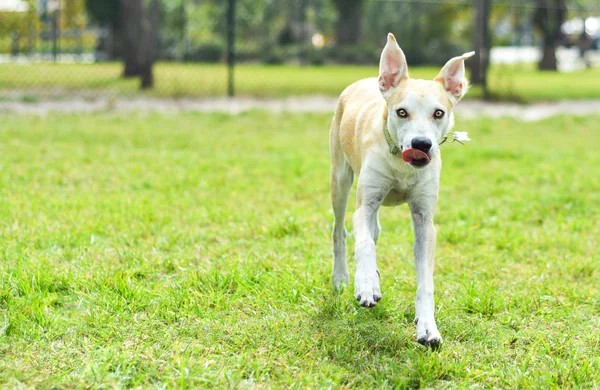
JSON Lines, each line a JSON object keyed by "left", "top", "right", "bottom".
{"left": 307, "top": 290, "right": 451, "bottom": 388}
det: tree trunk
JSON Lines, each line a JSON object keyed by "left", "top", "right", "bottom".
{"left": 139, "top": 63, "right": 153, "bottom": 88}
{"left": 107, "top": 26, "right": 120, "bottom": 61}
{"left": 140, "top": 0, "right": 158, "bottom": 89}
{"left": 533, "top": 0, "right": 566, "bottom": 71}
{"left": 539, "top": 43, "right": 557, "bottom": 70}
{"left": 471, "top": 0, "right": 491, "bottom": 88}
{"left": 120, "top": 0, "right": 156, "bottom": 88}
{"left": 123, "top": 61, "right": 139, "bottom": 77}
{"left": 333, "top": 0, "right": 363, "bottom": 45}
{"left": 121, "top": 0, "right": 142, "bottom": 77}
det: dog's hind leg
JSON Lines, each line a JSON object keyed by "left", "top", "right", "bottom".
{"left": 409, "top": 200, "right": 442, "bottom": 349}
{"left": 330, "top": 124, "right": 354, "bottom": 289}
{"left": 330, "top": 159, "right": 353, "bottom": 289}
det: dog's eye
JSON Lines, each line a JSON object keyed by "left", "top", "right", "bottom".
{"left": 434, "top": 109, "right": 445, "bottom": 119}
{"left": 396, "top": 109, "right": 408, "bottom": 118}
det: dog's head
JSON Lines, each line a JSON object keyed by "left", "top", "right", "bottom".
{"left": 378, "top": 33, "right": 474, "bottom": 168}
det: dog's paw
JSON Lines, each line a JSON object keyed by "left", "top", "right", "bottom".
{"left": 332, "top": 270, "right": 350, "bottom": 290}
{"left": 415, "top": 317, "right": 442, "bottom": 350}
{"left": 354, "top": 270, "right": 381, "bottom": 307}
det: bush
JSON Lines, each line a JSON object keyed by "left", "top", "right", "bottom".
{"left": 235, "top": 46, "right": 261, "bottom": 62}
{"left": 425, "top": 42, "right": 471, "bottom": 66}
{"left": 403, "top": 42, "right": 470, "bottom": 66}
{"left": 260, "top": 44, "right": 303, "bottom": 65}
{"left": 261, "top": 47, "right": 285, "bottom": 65}
{"left": 186, "top": 42, "right": 224, "bottom": 63}
{"left": 319, "top": 41, "right": 469, "bottom": 67}
{"left": 308, "top": 49, "right": 325, "bottom": 66}
{"left": 325, "top": 44, "right": 380, "bottom": 65}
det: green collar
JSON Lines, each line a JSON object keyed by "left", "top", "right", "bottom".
{"left": 383, "top": 121, "right": 401, "bottom": 156}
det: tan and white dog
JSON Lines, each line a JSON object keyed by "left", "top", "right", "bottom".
{"left": 329, "top": 33, "right": 474, "bottom": 348}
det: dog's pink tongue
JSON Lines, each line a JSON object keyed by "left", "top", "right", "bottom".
{"left": 401, "top": 148, "right": 430, "bottom": 163}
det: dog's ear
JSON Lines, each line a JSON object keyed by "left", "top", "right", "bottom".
{"left": 435, "top": 51, "right": 475, "bottom": 103}
{"left": 378, "top": 33, "right": 408, "bottom": 98}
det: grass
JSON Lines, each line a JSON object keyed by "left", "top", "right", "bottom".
{"left": 1, "top": 110, "right": 599, "bottom": 388}
{"left": 1, "top": 62, "right": 600, "bottom": 101}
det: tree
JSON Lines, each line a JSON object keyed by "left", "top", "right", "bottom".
{"left": 64, "top": 0, "right": 87, "bottom": 29}
{"left": 159, "top": 0, "right": 188, "bottom": 59}
{"left": 86, "top": 0, "right": 157, "bottom": 88}
{"left": 0, "top": 0, "right": 40, "bottom": 53}
{"left": 85, "top": 0, "right": 121, "bottom": 59}
{"left": 471, "top": 0, "right": 491, "bottom": 94}
{"left": 121, "top": 0, "right": 157, "bottom": 88}
{"left": 85, "top": 0, "right": 120, "bottom": 28}
{"left": 533, "top": 0, "right": 567, "bottom": 71}
{"left": 332, "top": 0, "right": 363, "bottom": 45}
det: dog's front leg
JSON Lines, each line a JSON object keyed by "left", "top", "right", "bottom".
{"left": 353, "top": 169, "right": 388, "bottom": 307}
{"left": 410, "top": 200, "right": 442, "bottom": 348}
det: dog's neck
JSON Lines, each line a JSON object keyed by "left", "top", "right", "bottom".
{"left": 382, "top": 121, "right": 401, "bottom": 157}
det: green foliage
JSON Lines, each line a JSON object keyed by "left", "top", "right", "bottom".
{"left": 186, "top": 41, "right": 224, "bottom": 63}
{"left": 85, "top": 0, "right": 120, "bottom": 27}
{"left": 63, "top": 0, "right": 87, "bottom": 29}
{"left": 0, "top": 0, "right": 39, "bottom": 39}
{"left": 157, "top": 0, "right": 187, "bottom": 59}
{"left": 0, "top": 112, "right": 599, "bottom": 387}
{"left": 363, "top": 2, "right": 471, "bottom": 65}
{"left": 0, "top": 12, "right": 26, "bottom": 36}
{"left": 308, "top": 48, "right": 326, "bottom": 66}
{"left": 260, "top": 46, "right": 286, "bottom": 65}
{"left": 259, "top": 44, "right": 306, "bottom": 65}
{"left": 325, "top": 44, "right": 380, "bottom": 64}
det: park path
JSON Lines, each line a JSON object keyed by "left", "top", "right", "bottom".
{"left": 1, "top": 97, "right": 599, "bottom": 120}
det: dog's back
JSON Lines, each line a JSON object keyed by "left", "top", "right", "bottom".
{"left": 330, "top": 78, "right": 387, "bottom": 174}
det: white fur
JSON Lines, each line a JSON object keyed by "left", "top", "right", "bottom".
{"left": 387, "top": 86, "right": 455, "bottom": 153}
{"left": 330, "top": 33, "right": 474, "bottom": 348}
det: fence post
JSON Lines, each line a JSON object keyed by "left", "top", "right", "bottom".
{"left": 181, "top": 0, "right": 188, "bottom": 60}
{"left": 227, "top": 0, "right": 236, "bottom": 97}
{"left": 52, "top": 10, "right": 59, "bottom": 62}
{"left": 300, "top": 0, "right": 308, "bottom": 65}
{"left": 472, "top": 0, "right": 490, "bottom": 99}
{"left": 11, "top": 32, "right": 20, "bottom": 58}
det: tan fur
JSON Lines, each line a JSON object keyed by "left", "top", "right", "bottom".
{"left": 329, "top": 33, "right": 474, "bottom": 348}
{"left": 332, "top": 77, "right": 452, "bottom": 178}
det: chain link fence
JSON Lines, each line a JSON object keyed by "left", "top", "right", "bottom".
{"left": 0, "top": 0, "right": 599, "bottom": 101}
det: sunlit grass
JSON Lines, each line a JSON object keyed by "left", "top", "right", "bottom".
{"left": 0, "top": 111, "right": 598, "bottom": 387}
{"left": 1, "top": 62, "right": 599, "bottom": 101}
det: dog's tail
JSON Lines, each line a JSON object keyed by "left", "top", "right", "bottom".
{"left": 329, "top": 88, "right": 347, "bottom": 159}
{"left": 329, "top": 90, "right": 346, "bottom": 171}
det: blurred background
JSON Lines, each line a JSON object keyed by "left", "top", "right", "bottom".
{"left": 0, "top": 0, "right": 599, "bottom": 101}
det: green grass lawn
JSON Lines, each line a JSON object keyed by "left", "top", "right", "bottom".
{"left": 1, "top": 111, "right": 599, "bottom": 387}
{"left": 1, "top": 62, "right": 600, "bottom": 101}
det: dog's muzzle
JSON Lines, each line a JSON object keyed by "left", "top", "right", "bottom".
{"left": 401, "top": 148, "right": 431, "bottom": 167}
{"left": 402, "top": 137, "right": 433, "bottom": 167}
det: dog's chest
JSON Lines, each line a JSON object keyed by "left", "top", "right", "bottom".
{"left": 381, "top": 171, "right": 419, "bottom": 206}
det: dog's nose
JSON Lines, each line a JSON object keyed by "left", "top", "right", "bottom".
{"left": 411, "top": 137, "right": 432, "bottom": 153}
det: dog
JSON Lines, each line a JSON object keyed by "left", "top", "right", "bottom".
{"left": 329, "top": 33, "right": 474, "bottom": 348}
